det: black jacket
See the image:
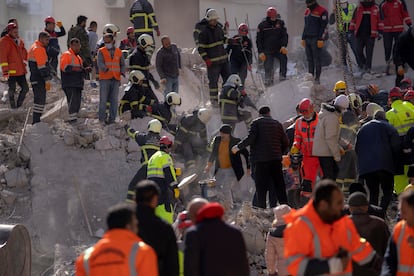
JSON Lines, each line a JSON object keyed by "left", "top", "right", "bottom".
{"left": 198, "top": 23, "right": 228, "bottom": 65}
{"left": 136, "top": 204, "right": 179, "bottom": 276}
{"left": 175, "top": 112, "right": 207, "bottom": 144}
{"left": 227, "top": 35, "right": 252, "bottom": 65}
{"left": 208, "top": 135, "right": 250, "bottom": 181}
{"left": 256, "top": 18, "right": 288, "bottom": 53}
{"left": 238, "top": 115, "right": 289, "bottom": 163}
{"left": 394, "top": 26, "right": 414, "bottom": 67}
{"left": 156, "top": 44, "right": 181, "bottom": 79}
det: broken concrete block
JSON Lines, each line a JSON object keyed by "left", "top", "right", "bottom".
{"left": 0, "top": 164, "right": 8, "bottom": 175}
{"left": 127, "top": 139, "right": 140, "bottom": 153}
{"left": 0, "top": 190, "right": 17, "bottom": 205}
{"left": 80, "top": 130, "right": 95, "bottom": 144}
{"left": 63, "top": 131, "right": 76, "bottom": 146}
{"left": 40, "top": 97, "right": 68, "bottom": 123}
{"left": 5, "top": 167, "right": 28, "bottom": 188}
{"left": 76, "top": 135, "right": 88, "bottom": 147}
{"left": 94, "top": 136, "right": 120, "bottom": 151}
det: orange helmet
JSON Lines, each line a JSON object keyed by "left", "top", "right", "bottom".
{"left": 44, "top": 16, "right": 56, "bottom": 24}
{"left": 238, "top": 23, "right": 249, "bottom": 36}
{"left": 404, "top": 89, "right": 414, "bottom": 101}
{"left": 368, "top": 84, "right": 379, "bottom": 95}
{"left": 267, "top": 7, "right": 277, "bottom": 18}
{"left": 298, "top": 98, "right": 313, "bottom": 116}
{"left": 127, "top": 26, "right": 134, "bottom": 34}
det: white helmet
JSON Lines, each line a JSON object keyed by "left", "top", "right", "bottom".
{"left": 197, "top": 108, "right": 212, "bottom": 124}
{"left": 147, "top": 119, "right": 162, "bottom": 133}
{"left": 348, "top": 93, "right": 362, "bottom": 110}
{"left": 205, "top": 9, "right": 219, "bottom": 21}
{"left": 334, "top": 94, "right": 350, "bottom": 110}
{"left": 138, "top": 34, "right": 154, "bottom": 49}
{"left": 166, "top": 92, "right": 181, "bottom": 106}
{"left": 129, "top": 70, "right": 146, "bottom": 84}
{"left": 226, "top": 74, "right": 241, "bottom": 87}
{"left": 103, "top": 23, "right": 120, "bottom": 35}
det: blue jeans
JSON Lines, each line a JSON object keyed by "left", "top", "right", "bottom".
{"left": 164, "top": 76, "right": 179, "bottom": 95}
{"left": 99, "top": 79, "right": 120, "bottom": 122}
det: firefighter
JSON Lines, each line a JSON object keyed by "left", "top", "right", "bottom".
{"left": 257, "top": 7, "right": 289, "bottom": 85}
{"left": 124, "top": 119, "right": 161, "bottom": 203}
{"left": 146, "top": 92, "right": 181, "bottom": 132}
{"left": 147, "top": 136, "right": 179, "bottom": 224}
{"left": 284, "top": 179, "right": 381, "bottom": 275}
{"left": 291, "top": 98, "right": 320, "bottom": 204}
{"left": 302, "top": 0, "right": 328, "bottom": 84}
{"left": 227, "top": 23, "right": 252, "bottom": 86}
{"left": 219, "top": 74, "right": 252, "bottom": 130}
{"left": 28, "top": 32, "right": 52, "bottom": 124}
{"left": 44, "top": 16, "right": 65, "bottom": 74}
{"left": 130, "top": 0, "right": 160, "bottom": 44}
{"left": 394, "top": 26, "right": 414, "bottom": 87}
{"left": 197, "top": 9, "right": 230, "bottom": 107}
{"left": 119, "top": 70, "right": 158, "bottom": 119}
{"left": 0, "top": 22, "right": 29, "bottom": 109}
{"left": 386, "top": 87, "right": 414, "bottom": 194}
{"left": 193, "top": 8, "right": 228, "bottom": 46}
{"left": 120, "top": 26, "right": 137, "bottom": 53}
{"left": 350, "top": 0, "right": 384, "bottom": 75}
{"left": 175, "top": 108, "right": 211, "bottom": 169}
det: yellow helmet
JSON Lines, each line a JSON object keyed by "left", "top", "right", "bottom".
{"left": 333, "top": 80, "right": 347, "bottom": 92}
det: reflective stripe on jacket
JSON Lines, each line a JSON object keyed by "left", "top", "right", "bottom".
{"left": 60, "top": 48, "right": 84, "bottom": 89}
{"left": 350, "top": 4, "right": 384, "bottom": 38}
{"left": 0, "top": 34, "right": 27, "bottom": 76}
{"left": 386, "top": 100, "right": 414, "bottom": 136}
{"left": 393, "top": 220, "right": 414, "bottom": 275}
{"left": 380, "top": 0, "right": 412, "bottom": 33}
{"left": 197, "top": 24, "right": 228, "bottom": 65}
{"left": 147, "top": 150, "right": 177, "bottom": 185}
{"left": 302, "top": 5, "right": 329, "bottom": 40}
{"left": 28, "top": 40, "right": 50, "bottom": 81}
{"left": 339, "top": 3, "right": 356, "bottom": 32}
{"left": 129, "top": 0, "right": 159, "bottom": 33}
{"left": 293, "top": 113, "right": 318, "bottom": 157}
{"left": 98, "top": 47, "right": 122, "bottom": 80}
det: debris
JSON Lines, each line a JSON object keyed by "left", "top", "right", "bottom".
{"left": 0, "top": 190, "right": 17, "bottom": 205}
{"left": 4, "top": 167, "right": 28, "bottom": 188}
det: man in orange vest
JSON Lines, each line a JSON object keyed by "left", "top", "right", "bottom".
{"left": 0, "top": 22, "right": 29, "bottom": 109}
{"left": 75, "top": 203, "right": 158, "bottom": 276}
{"left": 97, "top": 31, "right": 126, "bottom": 124}
{"left": 284, "top": 179, "right": 382, "bottom": 275}
{"left": 381, "top": 189, "right": 414, "bottom": 275}
{"left": 28, "top": 31, "right": 52, "bottom": 124}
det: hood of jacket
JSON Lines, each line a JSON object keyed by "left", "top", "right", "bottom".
{"left": 319, "top": 103, "right": 339, "bottom": 119}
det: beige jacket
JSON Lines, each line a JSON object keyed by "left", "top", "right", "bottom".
{"left": 265, "top": 228, "right": 289, "bottom": 276}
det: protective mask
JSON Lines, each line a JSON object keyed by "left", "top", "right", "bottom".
{"left": 105, "top": 43, "right": 113, "bottom": 50}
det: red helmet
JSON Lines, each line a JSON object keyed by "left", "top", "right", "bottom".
{"left": 298, "top": 98, "right": 313, "bottom": 116}
{"left": 44, "top": 16, "right": 56, "bottom": 24}
{"left": 404, "top": 89, "right": 414, "bottom": 101}
{"left": 267, "top": 7, "right": 277, "bottom": 18}
{"left": 6, "top": 23, "right": 17, "bottom": 33}
{"left": 160, "top": 136, "right": 173, "bottom": 146}
{"left": 389, "top": 87, "right": 403, "bottom": 99}
{"left": 238, "top": 23, "right": 249, "bottom": 36}
{"left": 400, "top": 78, "right": 413, "bottom": 90}
{"left": 127, "top": 26, "right": 134, "bottom": 34}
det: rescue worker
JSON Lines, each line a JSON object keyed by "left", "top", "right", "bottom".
{"left": 175, "top": 108, "right": 211, "bottom": 170}
{"left": 394, "top": 26, "right": 414, "bottom": 87}
{"left": 119, "top": 70, "right": 158, "bottom": 119}
{"left": 193, "top": 8, "right": 228, "bottom": 46}
{"left": 227, "top": 23, "right": 252, "bottom": 86}
{"left": 75, "top": 203, "right": 158, "bottom": 276}
{"left": 147, "top": 136, "right": 179, "bottom": 224}
{"left": 257, "top": 7, "right": 289, "bottom": 85}
{"left": 301, "top": 0, "right": 329, "bottom": 84}
{"left": 97, "top": 32, "right": 126, "bottom": 124}
{"left": 197, "top": 9, "right": 230, "bottom": 107}
{"left": 124, "top": 119, "right": 161, "bottom": 203}
{"left": 44, "top": 16, "right": 66, "bottom": 74}
{"left": 28, "top": 32, "right": 52, "bottom": 124}
{"left": 284, "top": 179, "right": 382, "bottom": 275}
{"left": 1, "top": 18, "right": 17, "bottom": 38}
{"left": 291, "top": 98, "right": 320, "bottom": 202}
{"left": 67, "top": 15, "right": 92, "bottom": 68}
{"left": 60, "top": 38, "right": 88, "bottom": 123}
{"left": 219, "top": 74, "right": 252, "bottom": 130}
{"left": 333, "top": 80, "right": 348, "bottom": 97}
{"left": 404, "top": 89, "right": 414, "bottom": 105}
{"left": 386, "top": 87, "right": 414, "bottom": 194}
{"left": 146, "top": 92, "right": 181, "bottom": 132}
{"left": 381, "top": 189, "right": 414, "bottom": 275}
{"left": 120, "top": 26, "right": 137, "bottom": 52}
{"left": 350, "top": 0, "right": 384, "bottom": 75}
{"left": 130, "top": 0, "right": 160, "bottom": 43}
{"left": 96, "top": 24, "right": 121, "bottom": 51}
{"left": 0, "top": 22, "right": 29, "bottom": 109}
{"left": 379, "top": 0, "right": 411, "bottom": 74}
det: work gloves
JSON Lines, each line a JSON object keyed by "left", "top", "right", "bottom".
{"left": 259, "top": 53, "right": 266, "bottom": 62}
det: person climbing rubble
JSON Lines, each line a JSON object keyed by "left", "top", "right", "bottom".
{"left": 43, "top": 16, "right": 66, "bottom": 74}
{"left": 227, "top": 23, "right": 252, "bottom": 86}
{"left": 256, "top": 7, "right": 289, "bottom": 85}
{"left": 124, "top": 119, "right": 161, "bottom": 203}
{"left": 146, "top": 92, "right": 181, "bottom": 133}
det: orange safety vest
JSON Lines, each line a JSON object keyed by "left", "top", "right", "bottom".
{"left": 98, "top": 47, "right": 122, "bottom": 81}
{"left": 392, "top": 220, "right": 414, "bottom": 275}
{"left": 293, "top": 113, "right": 318, "bottom": 157}
{"left": 28, "top": 40, "right": 48, "bottom": 71}
{"left": 284, "top": 201, "right": 376, "bottom": 275}
{"left": 60, "top": 48, "right": 83, "bottom": 72}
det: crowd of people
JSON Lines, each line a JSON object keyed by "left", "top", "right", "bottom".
{"left": 2, "top": 0, "right": 414, "bottom": 275}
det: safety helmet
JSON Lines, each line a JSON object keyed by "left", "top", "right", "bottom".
{"left": 298, "top": 98, "right": 313, "bottom": 116}
{"left": 129, "top": 70, "right": 145, "bottom": 84}
{"left": 205, "top": 9, "right": 219, "bottom": 21}
{"left": 147, "top": 119, "right": 162, "bottom": 134}
{"left": 400, "top": 78, "right": 413, "bottom": 90}
{"left": 404, "top": 90, "right": 414, "bottom": 102}
{"left": 166, "top": 92, "right": 181, "bottom": 106}
{"left": 334, "top": 94, "right": 350, "bottom": 110}
{"left": 138, "top": 34, "right": 154, "bottom": 49}
{"left": 197, "top": 108, "right": 212, "bottom": 124}
{"left": 127, "top": 26, "right": 134, "bottom": 34}
{"left": 44, "top": 16, "right": 56, "bottom": 24}
{"left": 267, "top": 7, "right": 277, "bottom": 18}
{"left": 333, "top": 80, "right": 347, "bottom": 92}
{"left": 348, "top": 93, "right": 363, "bottom": 110}
{"left": 177, "top": 211, "right": 193, "bottom": 230}
{"left": 226, "top": 74, "right": 242, "bottom": 87}
{"left": 160, "top": 136, "right": 173, "bottom": 146}
{"left": 102, "top": 23, "right": 120, "bottom": 35}
{"left": 367, "top": 84, "right": 379, "bottom": 95}
{"left": 389, "top": 87, "right": 403, "bottom": 99}
{"left": 6, "top": 23, "right": 17, "bottom": 33}
{"left": 238, "top": 23, "right": 249, "bottom": 36}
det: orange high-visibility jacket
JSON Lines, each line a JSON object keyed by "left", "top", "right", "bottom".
{"left": 98, "top": 47, "right": 122, "bottom": 80}
{"left": 386, "top": 220, "right": 414, "bottom": 276}
{"left": 0, "top": 34, "right": 27, "bottom": 76}
{"left": 284, "top": 201, "right": 376, "bottom": 275}
{"left": 75, "top": 229, "right": 158, "bottom": 276}
{"left": 28, "top": 40, "right": 50, "bottom": 81}
{"left": 60, "top": 48, "right": 84, "bottom": 89}
{"left": 293, "top": 113, "right": 319, "bottom": 157}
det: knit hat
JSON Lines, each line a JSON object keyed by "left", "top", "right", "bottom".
{"left": 366, "top": 103, "right": 383, "bottom": 117}
{"left": 374, "top": 110, "right": 386, "bottom": 120}
{"left": 348, "top": 192, "right": 369, "bottom": 207}
{"left": 273, "top": 204, "right": 291, "bottom": 226}
{"left": 334, "top": 94, "right": 349, "bottom": 110}
{"left": 219, "top": 124, "right": 232, "bottom": 134}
